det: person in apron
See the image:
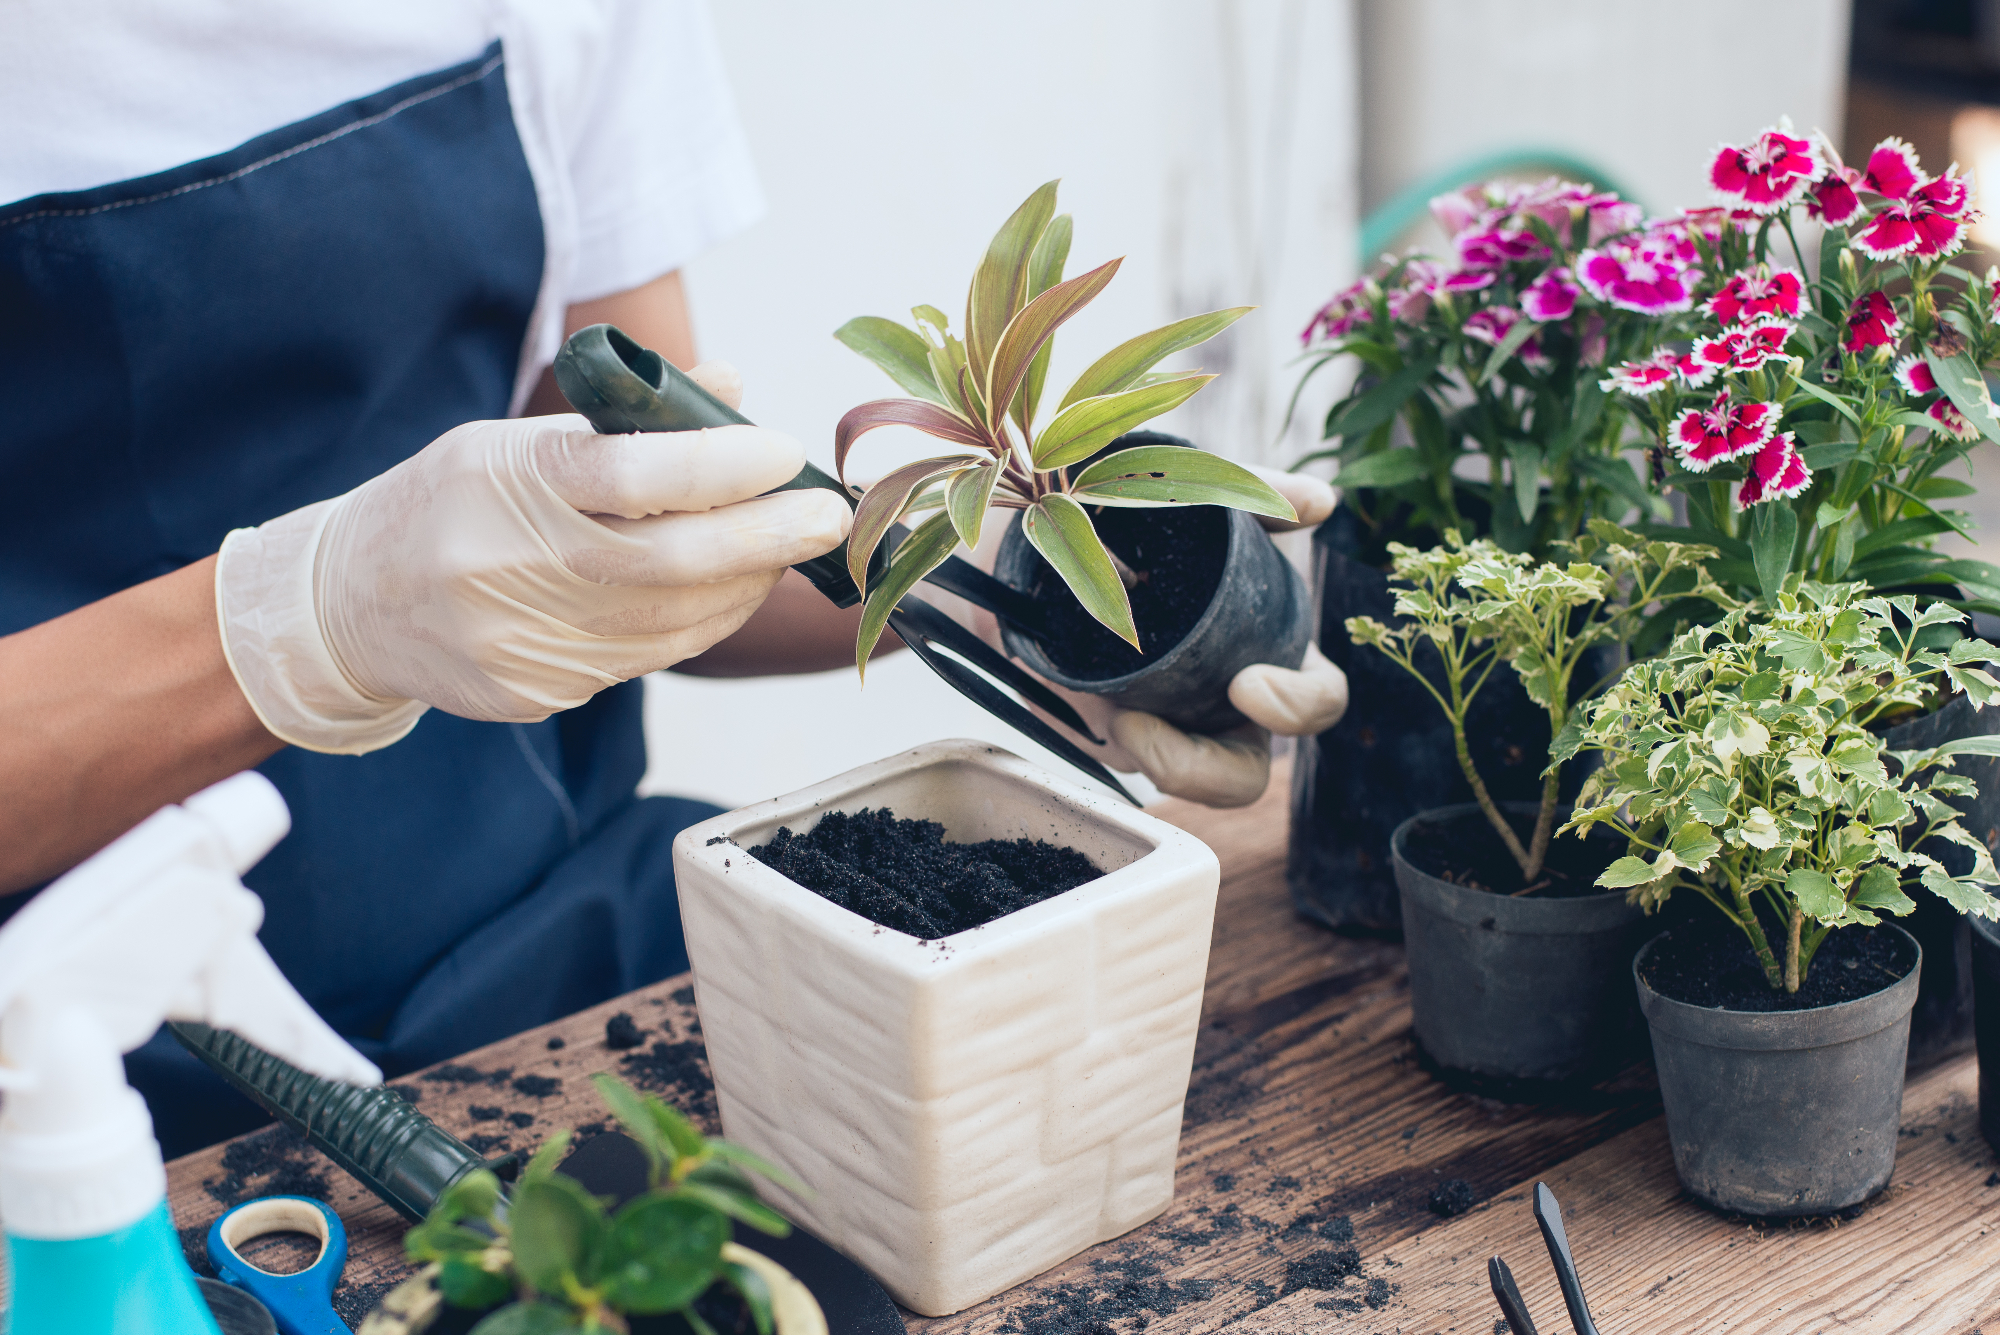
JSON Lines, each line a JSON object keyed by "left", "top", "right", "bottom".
{"left": 0, "top": 1, "right": 1349, "bottom": 1157}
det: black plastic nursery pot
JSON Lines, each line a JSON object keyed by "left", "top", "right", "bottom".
{"left": 1972, "top": 914, "right": 2000, "bottom": 1153}
{"left": 1635, "top": 924, "right": 1922, "bottom": 1218}
{"left": 1289, "top": 506, "right": 1598, "bottom": 935}
{"left": 1391, "top": 802, "right": 1645, "bottom": 1086}
{"left": 993, "top": 432, "right": 1311, "bottom": 735}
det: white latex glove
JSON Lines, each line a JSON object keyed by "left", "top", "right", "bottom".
{"left": 217, "top": 363, "right": 850, "bottom": 754}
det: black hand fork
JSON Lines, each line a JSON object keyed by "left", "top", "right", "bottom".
{"left": 1486, "top": 1182, "right": 1602, "bottom": 1335}
{"left": 552, "top": 324, "right": 1135, "bottom": 803}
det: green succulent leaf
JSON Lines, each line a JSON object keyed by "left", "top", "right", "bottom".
{"left": 847, "top": 455, "right": 983, "bottom": 595}
{"left": 438, "top": 1255, "right": 513, "bottom": 1310}
{"left": 945, "top": 462, "right": 1001, "bottom": 550}
{"left": 1022, "top": 494, "right": 1139, "bottom": 649}
{"left": 833, "top": 317, "right": 948, "bottom": 405}
{"left": 854, "top": 511, "right": 962, "bottom": 677}
{"left": 1058, "top": 306, "right": 1253, "bottom": 411}
{"left": 508, "top": 1175, "right": 608, "bottom": 1296}
{"left": 1032, "top": 375, "right": 1215, "bottom": 470}
{"left": 985, "top": 258, "right": 1122, "bottom": 432}
{"left": 967, "top": 181, "right": 1061, "bottom": 393}
{"left": 1070, "top": 446, "right": 1294, "bottom": 521}
{"left": 468, "top": 1302, "right": 576, "bottom": 1335}
{"left": 600, "top": 1195, "right": 729, "bottom": 1314}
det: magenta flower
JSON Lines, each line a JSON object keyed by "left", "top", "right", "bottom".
{"left": 1710, "top": 130, "right": 1823, "bottom": 215}
{"left": 1457, "top": 226, "right": 1548, "bottom": 270}
{"left": 1863, "top": 138, "right": 1924, "bottom": 200}
{"left": 1809, "top": 145, "right": 1864, "bottom": 225}
{"left": 1303, "top": 278, "right": 1371, "bottom": 346}
{"left": 1521, "top": 267, "right": 1580, "bottom": 321}
{"left": 1929, "top": 398, "right": 1979, "bottom": 441}
{"left": 1462, "top": 306, "right": 1522, "bottom": 346}
{"left": 1513, "top": 179, "right": 1643, "bottom": 244}
{"left": 1851, "top": 148, "right": 1975, "bottom": 260}
{"left": 1842, "top": 290, "right": 1901, "bottom": 353}
{"left": 1576, "top": 237, "right": 1698, "bottom": 315}
{"left": 1684, "top": 320, "right": 1794, "bottom": 385}
{"left": 1894, "top": 354, "right": 1939, "bottom": 396}
{"left": 1601, "top": 349, "right": 1681, "bottom": 396}
{"left": 1705, "top": 267, "right": 1805, "bottom": 326}
{"left": 1429, "top": 188, "right": 1487, "bottom": 238}
{"left": 1737, "top": 432, "right": 1811, "bottom": 506}
{"left": 1672, "top": 395, "right": 1780, "bottom": 471}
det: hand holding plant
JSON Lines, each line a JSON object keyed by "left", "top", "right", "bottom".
{"left": 1562, "top": 582, "right": 2000, "bottom": 993}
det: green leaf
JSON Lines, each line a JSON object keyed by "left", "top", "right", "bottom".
{"left": 1509, "top": 441, "right": 1542, "bottom": 523}
{"left": 703, "top": 1141, "right": 807, "bottom": 1197}
{"left": 984, "top": 258, "right": 1121, "bottom": 431}
{"left": 469, "top": 1303, "right": 576, "bottom": 1335}
{"left": 846, "top": 455, "right": 981, "bottom": 595}
{"left": 723, "top": 1259, "right": 776, "bottom": 1335}
{"left": 967, "top": 182, "right": 1061, "bottom": 393}
{"left": 945, "top": 462, "right": 1000, "bottom": 550}
{"left": 1788, "top": 376, "right": 1862, "bottom": 426}
{"left": 1750, "top": 501, "right": 1799, "bottom": 602}
{"left": 1022, "top": 494, "right": 1139, "bottom": 648}
{"left": 1324, "top": 357, "right": 1437, "bottom": 441}
{"left": 521, "top": 1130, "right": 573, "bottom": 1186}
{"left": 674, "top": 1180, "right": 794, "bottom": 1237}
{"left": 1853, "top": 865, "right": 1917, "bottom": 916}
{"left": 853, "top": 512, "right": 960, "bottom": 676}
{"left": 439, "top": 1256, "right": 514, "bottom": 1310}
{"left": 1669, "top": 821, "right": 1721, "bottom": 869}
{"left": 1012, "top": 213, "right": 1074, "bottom": 432}
{"left": 1070, "top": 445, "right": 1295, "bottom": 521}
{"left": 833, "top": 317, "right": 948, "bottom": 405}
{"left": 1332, "top": 449, "right": 1431, "bottom": 489}
{"left": 601, "top": 1195, "right": 729, "bottom": 1314}
{"left": 509, "top": 1176, "right": 608, "bottom": 1296}
{"left": 1917, "top": 477, "right": 1979, "bottom": 499}
{"left": 1936, "top": 735, "right": 2000, "bottom": 759}
{"left": 1926, "top": 349, "right": 2000, "bottom": 447}
{"left": 1789, "top": 868, "right": 1845, "bottom": 923}
{"left": 1597, "top": 855, "right": 1662, "bottom": 889}
{"left": 646, "top": 1101, "right": 709, "bottom": 1163}
{"left": 1478, "top": 316, "right": 1541, "bottom": 384}
{"left": 1032, "top": 375, "right": 1215, "bottom": 470}
{"left": 1058, "top": 307, "right": 1254, "bottom": 411}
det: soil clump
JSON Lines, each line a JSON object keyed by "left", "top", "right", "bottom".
{"left": 1641, "top": 922, "right": 1917, "bottom": 1012}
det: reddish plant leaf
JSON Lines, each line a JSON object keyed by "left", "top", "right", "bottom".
{"left": 833, "top": 399, "right": 989, "bottom": 490}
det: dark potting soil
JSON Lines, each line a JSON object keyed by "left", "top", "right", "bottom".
{"left": 1024, "top": 504, "right": 1228, "bottom": 680}
{"left": 605, "top": 1011, "right": 646, "bottom": 1049}
{"left": 1641, "top": 922, "right": 1918, "bottom": 1012}
{"left": 1401, "top": 806, "right": 1622, "bottom": 899}
{"left": 749, "top": 807, "right": 1102, "bottom": 940}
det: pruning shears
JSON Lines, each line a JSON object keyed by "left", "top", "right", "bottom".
{"left": 1487, "top": 1182, "right": 1604, "bottom": 1335}
{"left": 552, "top": 323, "right": 1136, "bottom": 801}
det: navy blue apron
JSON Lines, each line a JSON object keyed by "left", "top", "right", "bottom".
{"left": 0, "top": 42, "right": 719, "bottom": 1156}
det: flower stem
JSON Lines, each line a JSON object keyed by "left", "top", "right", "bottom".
{"left": 1453, "top": 715, "right": 1534, "bottom": 877}
{"left": 1784, "top": 906, "right": 1804, "bottom": 994}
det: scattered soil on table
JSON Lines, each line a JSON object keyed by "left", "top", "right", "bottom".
{"left": 1400, "top": 806, "right": 1622, "bottom": 898}
{"left": 1642, "top": 922, "right": 1917, "bottom": 1011}
{"left": 511, "top": 1074, "right": 561, "bottom": 1099}
{"left": 546, "top": 1035, "right": 566, "bottom": 1050}
{"left": 202, "top": 1124, "right": 331, "bottom": 1207}
{"left": 749, "top": 807, "right": 1101, "bottom": 939}
{"left": 468, "top": 1104, "right": 502, "bottom": 1121}
{"left": 606, "top": 1012, "right": 646, "bottom": 1049}
{"left": 334, "top": 1281, "right": 395, "bottom": 1329}
{"left": 1428, "top": 1178, "right": 1476, "bottom": 1217}
{"left": 421, "top": 1063, "right": 513, "bottom": 1088}
{"left": 1022, "top": 503, "right": 1228, "bottom": 680}
{"left": 619, "top": 1037, "right": 719, "bottom": 1127}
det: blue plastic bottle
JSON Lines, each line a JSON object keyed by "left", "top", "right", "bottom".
{"left": 5, "top": 1201, "right": 221, "bottom": 1335}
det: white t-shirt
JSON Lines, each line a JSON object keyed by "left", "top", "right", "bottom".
{"left": 0, "top": 0, "right": 764, "bottom": 410}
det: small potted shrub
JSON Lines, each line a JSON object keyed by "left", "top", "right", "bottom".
{"left": 1348, "top": 521, "right": 1726, "bottom": 1083}
{"left": 669, "top": 739, "right": 1220, "bottom": 1316}
{"left": 834, "top": 181, "right": 1309, "bottom": 730}
{"left": 362, "top": 1075, "right": 822, "bottom": 1335}
{"left": 1566, "top": 582, "right": 2000, "bottom": 1215}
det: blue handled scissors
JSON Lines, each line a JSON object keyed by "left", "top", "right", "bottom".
{"left": 207, "top": 1195, "right": 350, "bottom": 1335}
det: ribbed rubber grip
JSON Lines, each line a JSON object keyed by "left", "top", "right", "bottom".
{"left": 168, "top": 1022, "right": 498, "bottom": 1222}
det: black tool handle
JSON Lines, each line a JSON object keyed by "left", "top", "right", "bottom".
{"left": 169, "top": 1021, "right": 512, "bottom": 1222}
{"left": 553, "top": 324, "right": 868, "bottom": 607}
{"left": 1532, "top": 1182, "right": 1600, "bottom": 1335}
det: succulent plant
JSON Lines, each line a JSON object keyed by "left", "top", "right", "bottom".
{"left": 833, "top": 180, "right": 1294, "bottom": 671}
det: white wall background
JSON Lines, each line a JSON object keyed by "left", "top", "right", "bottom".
{"left": 641, "top": 0, "right": 1361, "bottom": 810}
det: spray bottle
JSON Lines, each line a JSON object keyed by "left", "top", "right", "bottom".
{"left": 0, "top": 772, "right": 380, "bottom": 1335}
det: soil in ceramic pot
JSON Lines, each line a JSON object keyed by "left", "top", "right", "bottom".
{"left": 423, "top": 1286, "right": 752, "bottom": 1335}
{"left": 1396, "top": 806, "right": 1619, "bottom": 898}
{"left": 749, "top": 808, "right": 1101, "bottom": 939}
{"left": 1640, "top": 921, "right": 1918, "bottom": 1013}
{"left": 1021, "top": 504, "right": 1227, "bottom": 678}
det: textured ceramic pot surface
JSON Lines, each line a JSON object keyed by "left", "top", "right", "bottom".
{"left": 1635, "top": 926, "right": 1921, "bottom": 1217}
{"left": 1971, "top": 915, "right": 2000, "bottom": 1154}
{"left": 672, "top": 740, "right": 1221, "bottom": 1317}
{"left": 995, "top": 485, "right": 1310, "bottom": 735}
{"left": 1391, "top": 804, "right": 1645, "bottom": 1083}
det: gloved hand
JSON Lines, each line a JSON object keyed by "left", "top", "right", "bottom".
{"left": 217, "top": 363, "right": 850, "bottom": 754}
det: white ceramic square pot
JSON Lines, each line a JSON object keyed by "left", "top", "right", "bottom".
{"left": 671, "top": 739, "right": 1220, "bottom": 1317}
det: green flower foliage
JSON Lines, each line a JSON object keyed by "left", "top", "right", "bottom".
{"left": 1562, "top": 581, "right": 2000, "bottom": 991}
{"left": 399, "top": 1075, "right": 802, "bottom": 1335}
{"left": 1346, "top": 521, "right": 1729, "bottom": 882}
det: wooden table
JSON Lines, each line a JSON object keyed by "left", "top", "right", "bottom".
{"left": 164, "top": 764, "right": 2000, "bottom": 1333}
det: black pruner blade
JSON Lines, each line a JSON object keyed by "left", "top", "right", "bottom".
{"left": 886, "top": 595, "right": 1136, "bottom": 805}
{"left": 1533, "top": 1182, "right": 1600, "bottom": 1335}
{"left": 919, "top": 552, "right": 1057, "bottom": 642}
{"left": 1488, "top": 1255, "right": 1539, "bottom": 1335}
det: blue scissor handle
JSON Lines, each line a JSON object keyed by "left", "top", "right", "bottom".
{"left": 207, "top": 1196, "right": 350, "bottom": 1335}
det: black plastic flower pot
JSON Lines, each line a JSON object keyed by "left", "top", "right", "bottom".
{"left": 1634, "top": 924, "right": 1921, "bottom": 1218}
{"left": 1289, "top": 506, "right": 1609, "bottom": 935}
{"left": 1390, "top": 802, "right": 1645, "bottom": 1087}
{"left": 1882, "top": 692, "right": 2000, "bottom": 1068}
{"left": 1972, "top": 915, "right": 2000, "bottom": 1154}
{"left": 993, "top": 433, "right": 1311, "bottom": 734}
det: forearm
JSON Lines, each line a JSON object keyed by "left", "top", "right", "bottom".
{"left": 0, "top": 556, "right": 280, "bottom": 893}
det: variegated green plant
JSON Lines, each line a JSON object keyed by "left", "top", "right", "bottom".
{"left": 832, "top": 181, "right": 1295, "bottom": 672}
{"left": 1560, "top": 583, "right": 2000, "bottom": 993}
{"left": 1346, "top": 522, "right": 1727, "bottom": 884}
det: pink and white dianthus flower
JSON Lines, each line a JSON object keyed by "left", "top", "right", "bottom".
{"left": 1463, "top": 306, "right": 1521, "bottom": 346}
{"left": 1671, "top": 394, "right": 1780, "bottom": 471}
{"left": 1737, "top": 431, "right": 1812, "bottom": 506}
{"left": 1600, "top": 348, "right": 1681, "bottom": 396}
{"left": 1682, "top": 320, "right": 1794, "bottom": 385}
{"left": 1854, "top": 170, "right": 1975, "bottom": 260}
{"left": 1521, "top": 267, "right": 1580, "bottom": 321}
{"left": 1929, "top": 398, "right": 1979, "bottom": 441}
{"left": 1894, "top": 354, "right": 1939, "bottom": 396}
{"left": 1705, "top": 267, "right": 1805, "bottom": 326}
{"left": 1809, "top": 142, "right": 1864, "bottom": 225}
{"left": 1863, "top": 138, "right": 1924, "bottom": 200}
{"left": 1576, "top": 236, "right": 1698, "bottom": 315}
{"left": 1842, "top": 290, "right": 1901, "bottom": 352}
{"left": 1710, "top": 129, "right": 1824, "bottom": 215}
{"left": 1456, "top": 226, "right": 1549, "bottom": 270}
{"left": 1302, "top": 278, "right": 1372, "bottom": 346}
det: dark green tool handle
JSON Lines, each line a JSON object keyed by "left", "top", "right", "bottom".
{"left": 169, "top": 1021, "right": 509, "bottom": 1223}
{"left": 552, "top": 323, "right": 869, "bottom": 607}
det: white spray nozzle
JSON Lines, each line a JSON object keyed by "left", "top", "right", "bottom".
{"left": 0, "top": 772, "right": 379, "bottom": 1239}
